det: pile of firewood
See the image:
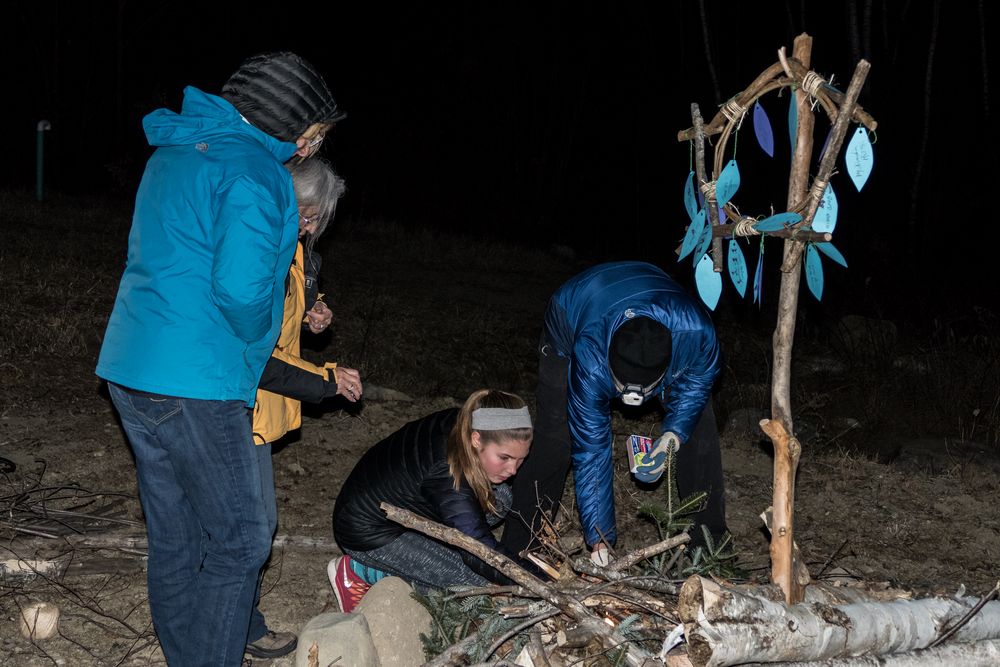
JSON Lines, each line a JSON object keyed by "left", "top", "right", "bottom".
{"left": 383, "top": 503, "right": 1000, "bottom": 666}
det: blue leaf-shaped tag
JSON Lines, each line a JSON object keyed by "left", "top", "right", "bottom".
{"left": 715, "top": 160, "right": 740, "bottom": 209}
{"left": 815, "top": 241, "right": 848, "bottom": 267}
{"left": 818, "top": 130, "right": 831, "bottom": 164}
{"left": 788, "top": 92, "right": 798, "bottom": 152}
{"left": 845, "top": 126, "right": 874, "bottom": 191}
{"left": 752, "top": 248, "right": 764, "bottom": 305}
{"left": 754, "top": 211, "right": 803, "bottom": 232}
{"left": 805, "top": 244, "right": 824, "bottom": 300}
{"left": 693, "top": 222, "right": 713, "bottom": 267}
{"left": 728, "top": 240, "right": 747, "bottom": 297}
{"left": 678, "top": 209, "right": 706, "bottom": 261}
{"left": 683, "top": 171, "right": 698, "bottom": 221}
{"left": 812, "top": 183, "right": 838, "bottom": 233}
{"left": 753, "top": 101, "right": 774, "bottom": 157}
{"left": 695, "top": 253, "right": 722, "bottom": 311}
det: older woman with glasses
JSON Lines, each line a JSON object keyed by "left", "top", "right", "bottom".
{"left": 245, "top": 157, "right": 362, "bottom": 659}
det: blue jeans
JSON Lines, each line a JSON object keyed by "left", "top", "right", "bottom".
{"left": 108, "top": 384, "right": 274, "bottom": 667}
{"left": 248, "top": 442, "right": 276, "bottom": 643}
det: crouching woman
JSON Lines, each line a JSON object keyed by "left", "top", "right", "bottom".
{"left": 331, "top": 389, "right": 534, "bottom": 611}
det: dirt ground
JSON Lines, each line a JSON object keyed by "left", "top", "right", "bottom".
{"left": 2, "top": 195, "right": 1000, "bottom": 665}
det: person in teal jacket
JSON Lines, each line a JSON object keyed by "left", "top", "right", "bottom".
{"left": 96, "top": 52, "right": 343, "bottom": 667}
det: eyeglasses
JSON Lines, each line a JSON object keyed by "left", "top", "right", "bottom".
{"left": 300, "top": 213, "right": 318, "bottom": 226}
{"left": 306, "top": 134, "right": 325, "bottom": 151}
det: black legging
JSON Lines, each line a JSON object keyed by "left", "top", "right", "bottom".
{"left": 501, "top": 339, "right": 728, "bottom": 554}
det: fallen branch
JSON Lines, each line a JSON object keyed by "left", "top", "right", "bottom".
{"left": 380, "top": 502, "right": 659, "bottom": 666}
{"left": 608, "top": 533, "right": 690, "bottom": 572}
{"left": 571, "top": 557, "right": 680, "bottom": 596}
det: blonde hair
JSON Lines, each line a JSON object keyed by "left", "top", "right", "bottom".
{"left": 447, "top": 389, "right": 532, "bottom": 513}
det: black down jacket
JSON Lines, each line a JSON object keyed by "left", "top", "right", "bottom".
{"left": 333, "top": 408, "right": 532, "bottom": 584}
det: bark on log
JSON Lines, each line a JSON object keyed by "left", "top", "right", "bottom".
{"left": 678, "top": 576, "right": 1000, "bottom": 667}
{"left": 381, "top": 502, "right": 658, "bottom": 666}
{"left": 743, "top": 638, "right": 1000, "bottom": 665}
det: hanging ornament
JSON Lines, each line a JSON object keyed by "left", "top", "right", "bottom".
{"left": 754, "top": 211, "right": 802, "bottom": 232}
{"left": 753, "top": 101, "right": 774, "bottom": 157}
{"left": 753, "top": 241, "right": 765, "bottom": 305}
{"left": 815, "top": 241, "right": 848, "bottom": 267}
{"left": 693, "top": 221, "right": 713, "bottom": 266}
{"left": 818, "top": 129, "right": 832, "bottom": 165}
{"left": 788, "top": 91, "right": 798, "bottom": 152}
{"left": 728, "top": 239, "right": 748, "bottom": 297}
{"left": 715, "top": 160, "right": 741, "bottom": 209}
{"left": 812, "top": 183, "right": 838, "bottom": 233}
{"left": 678, "top": 209, "right": 706, "bottom": 262}
{"left": 805, "top": 244, "right": 825, "bottom": 300}
{"left": 683, "top": 171, "right": 698, "bottom": 221}
{"left": 845, "top": 126, "right": 874, "bottom": 191}
{"left": 695, "top": 253, "right": 722, "bottom": 311}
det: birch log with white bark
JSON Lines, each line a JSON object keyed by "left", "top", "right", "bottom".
{"left": 742, "top": 638, "right": 1000, "bottom": 666}
{"left": 678, "top": 576, "right": 1000, "bottom": 667}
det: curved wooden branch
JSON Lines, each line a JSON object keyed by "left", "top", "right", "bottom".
{"left": 677, "top": 56, "right": 876, "bottom": 144}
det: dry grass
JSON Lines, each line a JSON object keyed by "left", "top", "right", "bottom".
{"left": 3, "top": 186, "right": 998, "bottom": 454}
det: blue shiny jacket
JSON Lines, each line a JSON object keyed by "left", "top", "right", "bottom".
{"left": 543, "top": 261, "right": 721, "bottom": 546}
{"left": 96, "top": 87, "right": 300, "bottom": 404}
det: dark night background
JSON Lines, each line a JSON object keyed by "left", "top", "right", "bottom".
{"left": 4, "top": 1, "right": 997, "bottom": 322}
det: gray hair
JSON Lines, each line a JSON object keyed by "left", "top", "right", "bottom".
{"left": 285, "top": 157, "right": 346, "bottom": 246}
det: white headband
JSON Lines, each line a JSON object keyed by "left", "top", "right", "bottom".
{"left": 471, "top": 407, "right": 532, "bottom": 431}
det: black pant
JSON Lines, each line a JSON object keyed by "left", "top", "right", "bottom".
{"left": 501, "top": 339, "right": 728, "bottom": 554}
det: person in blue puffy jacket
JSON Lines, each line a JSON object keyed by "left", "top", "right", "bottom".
{"left": 501, "top": 261, "right": 728, "bottom": 565}
{"left": 96, "top": 52, "right": 344, "bottom": 667}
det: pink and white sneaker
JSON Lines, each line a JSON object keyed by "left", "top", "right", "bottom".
{"left": 328, "top": 555, "right": 371, "bottom": 613}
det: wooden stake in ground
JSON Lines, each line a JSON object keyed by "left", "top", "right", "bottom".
{"left": 676, "top": 32, "right": 877, "bottom": 605}
{"left": 768, "top": 34, "right": 872, "bottom": 603}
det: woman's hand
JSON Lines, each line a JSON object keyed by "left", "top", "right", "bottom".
{"left": 306, "top": 301, "right": 333, "bottom": 333}
{"left": 335, "top": 367, "right": 363, "bottom": 402}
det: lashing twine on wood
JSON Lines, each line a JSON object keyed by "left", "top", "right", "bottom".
{"left": 721, "top": 98, "right": 748, "bottom": 127}
{"left": 801, "top": 71, "right": 826, "bottom": 97}
{"left": 733, "top": 218, "right": 761, "bottom": 237}
{"left": 699, "top": 180, "right": 717, "bottom": 202}
{"left": 809, "top": 177, "right": 830, "bottom": 204}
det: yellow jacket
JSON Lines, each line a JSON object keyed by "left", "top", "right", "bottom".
{"left": 252, "top": 243, "right": 337, "bottom": 444}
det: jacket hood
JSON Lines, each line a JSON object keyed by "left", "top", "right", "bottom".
{"left": 142, "top": 86, "right": 298, "bottom": 163}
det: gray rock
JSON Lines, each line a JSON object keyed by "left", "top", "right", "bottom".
{"left": 356, "top": 576, "right": 432, "bottom": 667}
{"left": 295, "top": 612, "right": 380, "bottom": 667}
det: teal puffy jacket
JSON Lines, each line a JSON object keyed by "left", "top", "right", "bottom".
{"left": 97, "top": 87, "right": 299, "bottom": 404}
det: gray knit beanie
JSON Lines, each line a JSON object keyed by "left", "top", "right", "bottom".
{"left": 221, "top": 51, "right": 345, "bottom": 142}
